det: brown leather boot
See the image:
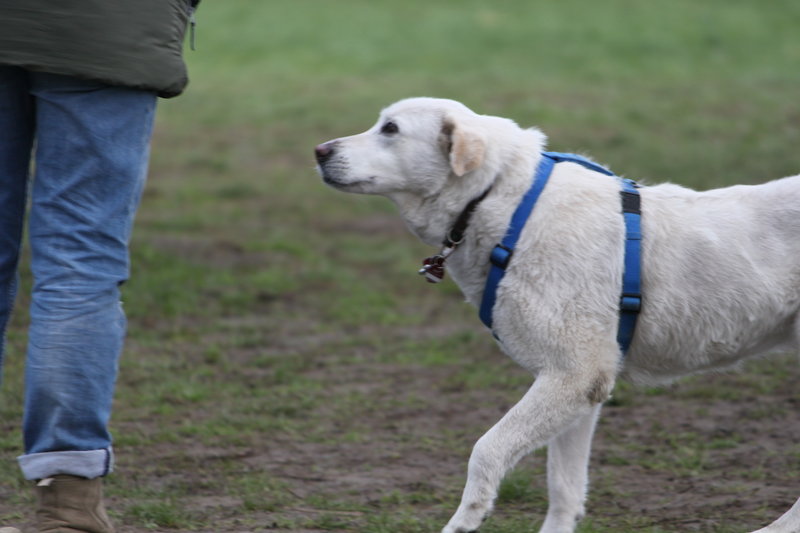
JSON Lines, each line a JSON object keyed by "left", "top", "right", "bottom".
{"left": 35, "top": 475, "right": 114, "bottom": 533}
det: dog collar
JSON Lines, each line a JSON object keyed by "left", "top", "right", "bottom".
{"left": 418, "top": 186, "right": 493, "bottom": 283}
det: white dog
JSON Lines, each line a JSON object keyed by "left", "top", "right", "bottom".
{"left": 315, "top": 97, "right": 800, "bottom": 533}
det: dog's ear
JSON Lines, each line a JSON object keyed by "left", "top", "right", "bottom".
{"left": 441, "top": 118, "right": 486, "bottom": 177}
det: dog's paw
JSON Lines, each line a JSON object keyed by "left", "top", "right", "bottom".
{"left": 441, "top": 527, "right": 478, "bottom": 533}
{"left": 442, "top": 519, "right": 482, "bottom": 533}
{"left": 442, "top": 507, "right": 489, "bottom": 533}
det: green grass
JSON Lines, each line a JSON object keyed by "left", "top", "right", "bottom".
{"left": 2, "top": 1, "right": 800, "bottom": 532}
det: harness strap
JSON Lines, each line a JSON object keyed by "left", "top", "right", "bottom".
{"left": 478, "top": 154, "right": 554, "bottom": 327}
{"left": 478, "top": 152, "right": 642, "bottom": 355}
{"left": 617, "top": 178, "right": 642, "bottom": 353}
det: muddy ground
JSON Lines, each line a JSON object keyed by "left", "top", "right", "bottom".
{"left": 113, "top": 357, "right": 800, "bottom": 531}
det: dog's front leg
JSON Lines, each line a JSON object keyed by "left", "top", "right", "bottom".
{"left": 539, "top": 404, "right": 602, "bottom": 533}
{"left": 441, "top": 373, "right": 602, "bottom": 533}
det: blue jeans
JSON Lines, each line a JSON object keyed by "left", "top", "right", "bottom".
{"left": 0, "top": 67, "right": 156, "bottom": 480}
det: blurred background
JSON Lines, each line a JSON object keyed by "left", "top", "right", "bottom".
{"left": 2, "top": 1, "right": 799, "bottom": 532}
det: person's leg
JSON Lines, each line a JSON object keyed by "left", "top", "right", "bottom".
{"left": 15, "top": 72, "right": 155, "bottom": 532}
{"left": 18, "top": 71, "right": 156, "bottom": 478}
{"left": 0, "top": 66, "right": 34, "bottom": 382}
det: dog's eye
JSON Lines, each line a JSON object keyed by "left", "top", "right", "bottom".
{"left": 380, "top": 121, "right": 399, "bottom": 135}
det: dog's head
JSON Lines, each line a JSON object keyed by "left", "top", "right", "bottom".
{"left": 315, "top": 98, "right": 498, "bottom": 197}
{"left": 315, "top": 98, "right": 546, "bottom": 245}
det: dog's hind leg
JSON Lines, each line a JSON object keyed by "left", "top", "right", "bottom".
{"left": 441, "top": 371, "right": 609, "bottom": 533}
{"left": 538, "top": 404, "right": 602, "bottom": 533}
{"left": 750, "top": 497, "right": 800, "bottom": 533}
{"left": 751, "top": 315, "right": 800, "bottom": 532}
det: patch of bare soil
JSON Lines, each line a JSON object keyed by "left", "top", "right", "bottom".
{"left": 228, "top": 356, "right": 800, "bottom": 532}
{"left": 164, "top": 358, "right": 795, "bottom": 531}
{"left": 3, "top": 338, "right": 797, "bottom": 533}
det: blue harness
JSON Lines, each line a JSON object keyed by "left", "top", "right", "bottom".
{"left": 478, "top": 152, "right": 642, "bottom": 354}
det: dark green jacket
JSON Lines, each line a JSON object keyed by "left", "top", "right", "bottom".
{"left": 0, "top": 0, "right": 195, "bottom": 98}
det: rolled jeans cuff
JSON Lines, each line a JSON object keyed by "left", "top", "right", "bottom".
{"left": 18, "top": 447, "right": 114, "bottom": 480}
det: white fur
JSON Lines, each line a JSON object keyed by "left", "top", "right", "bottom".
{"left": 316, "top": 97, "right": 800, "bottom": 533}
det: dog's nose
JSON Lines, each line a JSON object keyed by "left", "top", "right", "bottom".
{"left": 315, "top": 141, "right": 336, "bottom": 164}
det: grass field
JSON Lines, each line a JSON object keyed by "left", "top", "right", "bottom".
{"left": 2, "top": 1, "right": 800, "bottom": 532}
